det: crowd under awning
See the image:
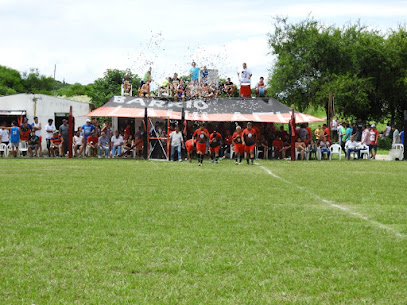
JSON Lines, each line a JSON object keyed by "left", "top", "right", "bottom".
{"left": 85, "top": 96, "right": 324, "bottom": 124}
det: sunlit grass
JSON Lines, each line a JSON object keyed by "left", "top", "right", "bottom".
{"left": 0, "top": 159, "right": 406, "bottom": 304}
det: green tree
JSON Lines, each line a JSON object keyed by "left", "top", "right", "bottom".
{"left": 21, "top": 68, "right": 55, "bottom": 94}
{"left": 88, "top": 69, "right": 140, "bottom": 108}
{"left": 0, "top": 65, "right": 24, "bottom": 95}
{"left": 267, "top": 17, "right": 407, "bottom": 124}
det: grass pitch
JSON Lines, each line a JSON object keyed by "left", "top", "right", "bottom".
{"left": 1, "top": 158, "right": 406, "bottom": 304}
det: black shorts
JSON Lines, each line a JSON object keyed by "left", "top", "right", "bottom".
{"left": 46, "top": 139, "right": 51, "bottom": 149}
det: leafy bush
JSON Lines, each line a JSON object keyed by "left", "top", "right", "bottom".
{"left": 378, "top": 136, "right": 392, "bottom": 150}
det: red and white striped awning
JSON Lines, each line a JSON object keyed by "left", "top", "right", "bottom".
{"left": 84, "top": 97, "right": 324, "bottom": 123}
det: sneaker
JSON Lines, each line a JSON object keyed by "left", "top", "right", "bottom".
{"left": 235, "top": 161, "right": 238, "bottom": 165}
{"left": 215, "top": 160, "right": 218, "bottom": 164}
{"left": 198, "top": 163, "right": 202, "bottom": 166}
{"left": 211, "top": 160, "right": 214, "bottom": 163}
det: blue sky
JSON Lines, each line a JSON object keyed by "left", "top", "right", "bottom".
{"left": 1, "top": 0, "right": 406, "bottom": 88}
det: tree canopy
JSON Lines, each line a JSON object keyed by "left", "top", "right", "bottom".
{"left": 268, "top": 17, "right": 407, "bottom": 125}
{"left": 87, "top": 69, "right": 140, "bottom": 108}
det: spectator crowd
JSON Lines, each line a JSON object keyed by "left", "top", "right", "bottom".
{"left": 1, "top": 116, "right": 404, "bottom": 162}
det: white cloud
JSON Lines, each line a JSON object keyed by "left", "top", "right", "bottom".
{"left": 1, "top": 0, "right": 406, "bottom": 87}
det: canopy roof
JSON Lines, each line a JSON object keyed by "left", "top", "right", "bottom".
{"left": 85, "top": 96, "right": 323, "bottom": 123}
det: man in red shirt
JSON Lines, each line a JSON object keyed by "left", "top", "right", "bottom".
{"left": 305, "top": 123, "right": 312, "bottom": 144}
{"left": 124, "top": 124, "right": 131, "bottom": 140}
{"left": 192, "top": 123, "right": 209, "bottom": 166}
{"left": 272, "top": 136, "right": 284, "bottom": 159}
{"left": 323, "top": 123, "right": 331, "bottom": 143}
{"left": 242, "top": 122, "right": 257, "bottom": 165}
{"left": 20, "top": 121, "right": 31, "bottom": 142}
{"left": 369, "top": 124, "right": 379, "bottom": 159}
{"left": 209, "top": 131, "right": 222, "bottom": 164}
{"left": 86, "top": 131, "right": 99, "bottom": 157}
{"left": 232, "top": 126, "right": 244, "bottom": 165}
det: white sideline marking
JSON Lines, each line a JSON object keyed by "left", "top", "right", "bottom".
{"left": 258, "top": 165, "right": 405, "bottom": 238}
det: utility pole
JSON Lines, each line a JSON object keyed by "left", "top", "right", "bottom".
{"left": 53, "top": 64, "right": 56, "bottom": 96}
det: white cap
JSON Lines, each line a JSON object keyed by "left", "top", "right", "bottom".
{"left": 371, "top": 124, "right": 375, "bottom": 128}
{"left": 86, "top": 119, "right": 91, "bottom": 122}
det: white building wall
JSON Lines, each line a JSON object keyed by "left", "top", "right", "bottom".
{"left": 0, "top": 94, "right": 93, "bottom": 151}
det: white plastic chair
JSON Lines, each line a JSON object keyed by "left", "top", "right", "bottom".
{"left": 389, "top": 144, "right": 404, "bottom": 161}
{"left": 0, "top": 143, "right": 8, "bottom": 158}
{"left": 18, "top": 141, "right": 29, "bottom": 157}
{"left": 329, "top": 144, "right": 342, "bottom": 160}
{"left": 255, "top": 146, "right": 268, "bottom": 159}
{"left": 295, "top": 148, "right": 309, "bottom": 160}
{"left": 358, "top": 143, "right": 370, "bottom": 159}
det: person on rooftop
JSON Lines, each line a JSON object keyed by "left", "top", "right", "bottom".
{"left": 122, "top": 74, "right": 132, "bottom": 94}
{"left": 139, "top": 67, "right": 153, "bottom": 89}
{"left": 255, "top": 77, "right": 267, "bottom": 97}
{"left": 140, "top": 80, "right": 151, "bottom": 98}
{"left": 189, "top": 62, "right": 200, "bottom": 85}
{"left": 200, "top": 65, "right": 209, "bottom": 84}
{"left": 223, "top": 78, "right": 235, "bottom": 96}
{"left": 237, "top": 63, "right": 252, "bottom": 97}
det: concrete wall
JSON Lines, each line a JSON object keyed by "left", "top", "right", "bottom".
{"left": 0, "top": 94, "right": 93, "bottom": 150}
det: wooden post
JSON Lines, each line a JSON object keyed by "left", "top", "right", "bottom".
{"left": 68, "top": 106, "right": 73, "bottom": 158}
{"left": 290, "top": 109, "right": 296, "bottom": 161}
{"left": 167, "top": 118, "right": 170, "bottom": 161}
{"left": 143, "top": 107, "right": 148, "bottom": 159}
{"left": 328, "top": 92, "right": 333, "bottom": 140}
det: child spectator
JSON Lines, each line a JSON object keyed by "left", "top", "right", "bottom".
{"left": 255, "top": 77, "right": 267, "bottom": 97}
{"left": 50, "top": 130, "right": 63, "bottom": 157}
{"left": 306, "top": 139, "right": 318, "bottom": 160}
{"left": 28, "top": 130, "right": 40, "bottom": 157}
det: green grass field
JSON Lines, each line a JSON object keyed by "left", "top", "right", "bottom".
{"left": 1, "top": 159, "right": 407, "bottom": 304}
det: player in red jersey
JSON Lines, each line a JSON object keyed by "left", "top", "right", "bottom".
{"left": 192, "top": 123, "right": 209, "bottom": 166}
{"left": 185, "top": 138, "right": 195, "bottom": 163}
{"left": 209, "top": 131, "right": 222, "bottom": 164}
{"left": 232, "top": 126, "right": 244, "bottom": 165}
{"left": 242, "top": 122, "right": 257, "bottom": 165}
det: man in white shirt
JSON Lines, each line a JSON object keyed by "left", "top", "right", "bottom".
{"left": 0, "top": 124, "right": 10, "bottom": 145}
{"left": 45, "top": 118, "right": 56, "bottom": 157}
{"left": 110, "top": 130, "right": 124, "bottom": 157}
{"left": 392, "top": 126, "right": 400, "bottom": 147}
{"left": 345, "top": 135, "right": 361, "bottom": 160}
{"left": 73, "top": 130, "right": 84, "bottom": 157}
{"left": 31, "top": 116, "right": 43, "bottom": 156}
{"left": 169, "top": 126, "right": 184, "bottom": 161}
{"left": 384, "top": 124, "right": 391, "bottom": 137}
{"left": 237, "top": 63, "right": 252, "bottom": 97}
